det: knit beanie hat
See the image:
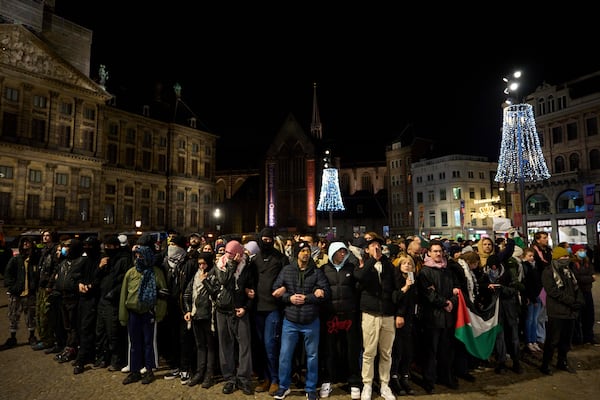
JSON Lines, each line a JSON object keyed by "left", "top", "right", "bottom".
{"left": 225, "top": 240, "right": 245, "bottom": 258}
{"left": 552, "top": 246, "right": 570, "bottom": 260}
{"left": 170, "top": 235, "right": 187, "bottom": 248}
{"left": 244, "top": 240, "right": 260, "bottom": 256}
{"left": 294, "top": 240, "right": 311, "bottom": 258}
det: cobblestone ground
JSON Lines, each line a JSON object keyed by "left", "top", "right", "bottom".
{"left": 1, "top": 278, "right": 600, "bottom": 400}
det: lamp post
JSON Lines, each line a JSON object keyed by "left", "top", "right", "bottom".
{"left": 214, "top": 208, "right": 222, "bottom": 234}
{"left": 135, "top": 220, "right": 142, "bottom": 236}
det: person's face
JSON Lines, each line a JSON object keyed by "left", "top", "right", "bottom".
{"left": 333, "top": 248, "right": 347, "bottom": 264}
{"left": 538, "top": 235, "right": 549, "bottom": 247}
{"left": 367, "top": 241, "right": 382, "bottom": 258}
{"left": 400, "top": 259, "right": 414, "bottom": 273}
{"left": 297, "top": 247, "right": 311, "bottom": 263}
{"left": 524, "top": 252, "right": 535, "bottom": 263}
{"left": 428, "top": 245, "right": 444, "bottom": 263}
{"left": 481, "top": 239, "right": 494, "bottom": 254}
{"left": 198, "top": 258, "right": 208, "bottom": 270}
{"left": 189, "top": 236, "right": 201, "bottom": 246}
{"left": 42, "top": 232, "right": 52, "bottom": 244}
{"left": 202, "top": 244, "right": 213, "bottom": 252}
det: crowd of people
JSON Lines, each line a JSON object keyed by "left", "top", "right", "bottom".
{"left": 0, "top": 227, "right": 597, "bottom": 399}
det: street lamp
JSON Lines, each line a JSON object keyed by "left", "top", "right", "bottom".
{"left": 214, "top": 208, "right": 222, "bottom": 234}
{"left": 135, "top": 220, "right": 142, "bottom": 236}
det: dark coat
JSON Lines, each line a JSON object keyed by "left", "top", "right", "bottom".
{"left": 353, "top": 255, "right": 397, "bottom": 316}
{"left": 542, "top": 258, "right": 585, "bottom": 320}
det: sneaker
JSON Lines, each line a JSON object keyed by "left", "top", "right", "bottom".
{"left": 532, "top": 342, "right": 542, "bottom": 352}
{"left": 361, "top": 384, "right": 372, "bottom": 400}
{"left": 123, "top": 372, "right": 142, "bottom": 385}
{"left": 380, "top": 384, "right": 395, "bottom": 400}
{"left": 163, "top": 368, "right": 180, "bottom": 380}
{"left": 140, "top": 367, "right": 148, "bottom": 374}
{"left": 31, "top": 341, "right": 52, "bottom": 351}
{"left": 44, "top": 344, "right": 62, "bottom": 354}
{"left": 320, "top": 382, "right": 332, "bottom": 398}
{"left": 223, "top": 380, "right": 237, "bottom": 394}
{"left": 273, "top": 387, "right": 291, "bottom": 400}
{"left": 121, "top": 365, "right": 130, "bottom": 373}
{"left": 306, "top": 391, "right": 318, "bottom": 400}
{"left": 180, "top": 371, "right": 191, "bottom": 385}
{"left": 351, "top": 387, "right": 361, "bottom": 400}
{"left": 141, "top": 371, "right": 155, "bottom": 384}
{"left": 0, "top": 337, "right": 17, "bottom": 350}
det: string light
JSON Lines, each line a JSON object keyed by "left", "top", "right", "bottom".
{"left": 317, "top": 167, "right": 345, "bottom": 211}
{"left": 495, "top": 103, "right": 550, "bottom": 183}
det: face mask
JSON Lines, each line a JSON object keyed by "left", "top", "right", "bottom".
{"left": 61, "top": 247, "right": 68, "bottom": 257}
{"left": 567, "top": 247, "right": 573, "bottom": 254}
{"left": 577, "top": 251, "right": 587, "bottom": 259}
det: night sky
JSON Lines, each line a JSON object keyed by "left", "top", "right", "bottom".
{"left": 53, "top": 2, "right": 600, "bottom": 169}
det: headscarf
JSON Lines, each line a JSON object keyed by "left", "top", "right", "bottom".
{"left": 135, "top": 245, "right": 156, "bottom": 307}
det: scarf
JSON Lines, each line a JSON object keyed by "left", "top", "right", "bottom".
{"left": 423, "top": 256, "right": 447, "bottom": 269}
{"left": 551, "top": 258, "right": 577, "bottom": 289}
{"left": 457, "top": 258, "right": 478, "bottom": 303}
{"left": 167, "top": 246, "right": 187, "bottom": 270}
{"left": 191, "top": 269, "right": 204, "bottom": 317}
{"left": 136, "top": 246, "right": 156, "bottom": 307}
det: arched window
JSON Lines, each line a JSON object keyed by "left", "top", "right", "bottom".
{"left": 557, "top": 190, "right": 584, "bottom": 213}
{"left": 554, "top": 155, "right": 565, "bottom": 173}
{"left": 569, "top": 153, "right": 579, "bottom": 171}
{"left": 527, "top": 194, "right": 551, "bottom": 215}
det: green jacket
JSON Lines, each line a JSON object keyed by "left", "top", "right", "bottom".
{"left": 119, "top": 266, "right": 167, "bottom": 325}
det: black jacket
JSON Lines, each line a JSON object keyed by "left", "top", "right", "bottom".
{"left": 353, "top": 255, "right": 397, "bottom": 316}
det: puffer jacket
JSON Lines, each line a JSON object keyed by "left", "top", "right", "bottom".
{"left": 542, "top": 258, "right": 585, "bottom": 320}
{"left": 273, "top": 258, "right": 330, "bottom": 324}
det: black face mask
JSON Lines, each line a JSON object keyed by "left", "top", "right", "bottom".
{"left": 260, "top": 240, "right": 274, "bottom": 252}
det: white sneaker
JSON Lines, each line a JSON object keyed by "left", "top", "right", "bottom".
{"left": 140, "top": 367, "right": 147, "bottom": 374}
{"left": 532, "top": 343, "right": 542, "bottom": 352}
{"left": 121, "top": 365, "right": 130, "bottom": 373}
{"left": 351, "top": 387, "right": 361, "bottom": 400}
{"left": 380, "top": 384, "right": 395, "bottom": 400}
{"left": 320, "top": 382, "right": 332, "bottom": 398}
{"left": 361, "top": 384, "right": 372, "bottom": 400}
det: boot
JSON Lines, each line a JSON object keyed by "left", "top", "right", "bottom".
{"left": 399, "top": 375, "right": 415, "bottom": 395}
{"left": 389, "top": 375, "right": 404, "bottom": 396}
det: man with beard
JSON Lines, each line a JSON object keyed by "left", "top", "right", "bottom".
{"left": 249, "top": 227, "right": 289, "bottom": 395}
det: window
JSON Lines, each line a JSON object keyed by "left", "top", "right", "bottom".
{"left": 427, "top": 190, "right": 434, "bottom": 202}
{"left": 82, "top": 130, "right": 94, "bottom": 151}
{"left": 557, "top": 190, "right": 584, "bottom": 213}
{"left": 124, "top": 186, "right": 134, "bottom": 197}
{"left": 439, "top": 189, "right": 447, "bottom": 201}
{"left": 143, "top": 131, "right": 152, "bottom": 148}
{"left": 468, "top": 171, "right": 474, "bottom": 178}
{"left": 429, "top": 210, "right": 436, "bottom": 227}
{"left": 107, "top": 143, "right": 118, "bottom": 164}
{"left": 190, "top": 209, "right": 198, "bottom": 227}
{"left": 441, "top": 210, "right": 448, "bottom": 227}
{"left": 157, "top": 208, "right": 165, "bottom": 226}
{"left": 586, "top": 117, "right": 598, "bottom": 136}
{"left": 58, "top": 125, "right": 71, "bottom": 147}
{"left": 2, "top": 112, "right": 17, "bottom": 139}
{"left": 158, "top": 191, "right": 166, "bottom": 201}
{"left": 176, "top": 209, "right": 184, "bottom": 226}
{"left": 126, "top": 128, "right": 136, "bottom": 144}
{"left": 552, "top": 126, "right": 563, "bottom": 144}
{"left": 83, "top": 107, "right": 96, "bottom": 120}
{"left": 159, "top": 136, "right": 167, "bottom": 147}
{"left": 452, "top": 170, "right": 461, "bottom": 178}
{"left": 105, "top": 184, "right": 116, "bottom": 195}
{"left": 178, "top": 139, "right": 186, "bottom": 149}
{"left": 480, "top": 188, "right": 486, "bottom": 199}
{"left": 26, "top": 194, "right": 40, "bottom": 218}
{"left": 104, "top": 204, "right": 114, "bottom": 224}
{"left": 479, "top": 172, "right": 485, "bottom": 179}
{"left": 141, "top": 189, "right": 150, "bottom": 199}
{"left": 177, "top": 191, "right": 185, "bottom": 201}
{"left": 453, "top": 187, "right": 462, "bottom": 200}
{"left": 29, "top": 169, "right": 42, "bottom": 183}
{"left": 55, "top": 173, "right": 68, "bottom": 186}
{"left": 192, "top": 143, "right": 199, "bottom": 154}
{"left": 0, "top": 192, "right": 10, "bottom": 218}
{"left": 141, "top": 206, "right": 150, "bottom": 226}
{"left": 31, "top": 118, "right": 45, "bottom": 141}
{"left": 416, "top": 192, "right": 423, "bottom": 203}
{"left": 53, "top": 196, "right": 66, "bottom": 220}
{"left": 554, "top": 156, "right": 565, "bottom": 173}
{"left": 142, "top": 151, "right": 151, "bottom": 170}
{"left": 80, "top": 175, "right": 91, "bottom": 188}
{"left": 567, "top": 122, "right": 578, "bottom": 140}
{"left": 0, "top": 165, "right": 14, "bottom": 179}
{"left": 79, "top": 198, "right": 89, "bottom": 221}
{"left": 123, "top": 205, "right": 133, "bottom": 225}
{"left": 569, "top": 153, "right": 579, "bottom": 171}
{"left": 178, "top": 157, "right": 185, "bottom": 174}
{"left": 361, "top": 174, "right": 373, "bottom": 193}
{"left": 158, "top": 154, "right": 166, "bottom": 170}
{"left": 590, "top": 149, "right": 600, "bottom": 170}
{"left": 60, "top": 101, "right": 73, "bottom": 115}
{"left": 469, "top": 188, "right": 475, "bottom": 199}
{"left": 191, "top": 159, "right": 198, "bottom": 176}
{"left": 33, "top": 95, "right": 47, "bottom": 109}
{"left": 204, "top": 162, "right": 210, "bottom": 178}
{"left": 4, "top": 87, "right": 18, "bottom": 102}
{"left": 108, "top": 123, "right": 119, "bottom": 138}
{"left": 125, "top": 148, "right": 135, "bottom": 167}
{"left": 191, "top": 193, "right": 198, "bottom": 203}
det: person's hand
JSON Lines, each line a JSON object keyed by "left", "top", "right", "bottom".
{"left": 290, "top": 293, "right": 306, "bottom": 305}
{"left": 246, "top": 288, "right": 255, "bottom": 299}
{"left": 184, "top": 312, "right": 191, "bottom": 321}
{"left": 314, "top": 288, "right": 324, "bottom": 298}
{"left": 395, "top": 316, "right": 405, "bottom": 329}
{"left": 235, "top": 307, "right": 246, "bottom": 317}
{"left": 272, "top": 286, "right": 285, "bottom": 298}
{"left": 444, "top": 300, "right": 453, "bottom": 312}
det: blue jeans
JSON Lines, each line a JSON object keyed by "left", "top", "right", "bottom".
{"left": 525, "top": 300, "right": 541, "bottom": 344}
{"left": 254, "top": 310, "right": 282, "bottom": 383}
{"left": 279, "top": 317, "right": 320, "bottom": 393}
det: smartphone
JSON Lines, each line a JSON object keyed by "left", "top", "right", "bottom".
{"left": 408, "top": 271, "right": 414, "bottom": 281}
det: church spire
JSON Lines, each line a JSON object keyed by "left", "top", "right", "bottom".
{"left": 311, "top": 82, "right": 323, "bottom": 139}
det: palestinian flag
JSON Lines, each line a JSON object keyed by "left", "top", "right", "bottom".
{"left": 455, "top": 290, "right": 501, "bottom": 360}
